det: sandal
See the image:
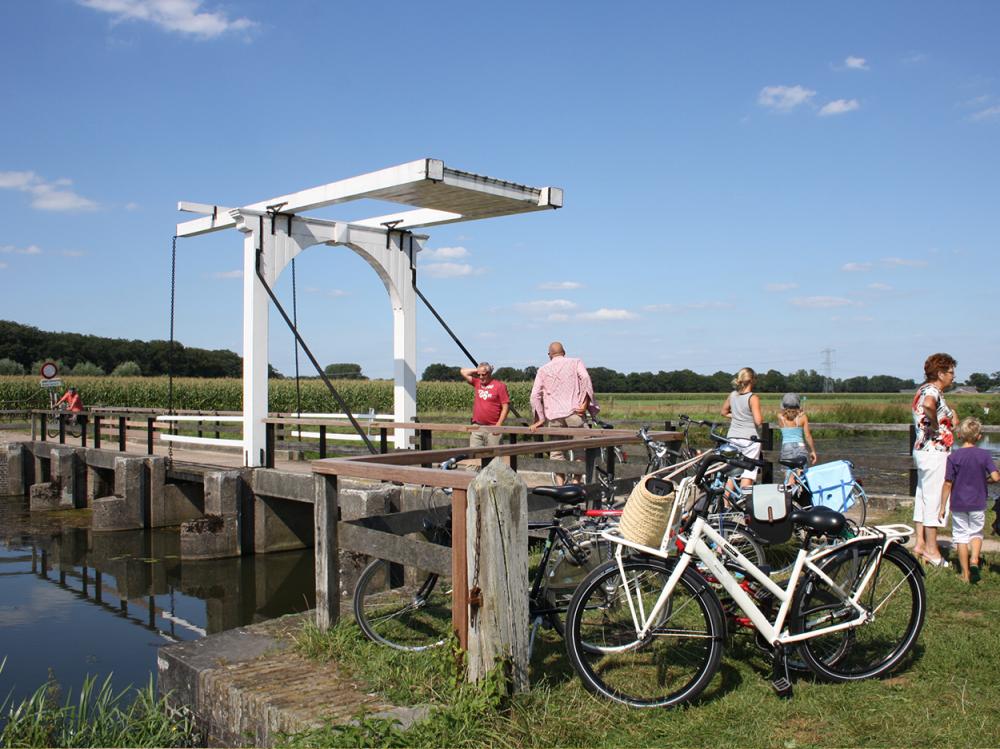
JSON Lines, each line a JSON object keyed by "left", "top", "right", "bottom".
{"left": 922, "top": 555, "right": 950, "bottom": 568}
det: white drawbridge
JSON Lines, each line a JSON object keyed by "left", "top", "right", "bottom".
{"left": 175, "top": 158, "right": 562, "bottom": 466}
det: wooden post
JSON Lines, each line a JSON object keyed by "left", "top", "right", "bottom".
{"left": 40, "top": 413, "right": 47, "bottom": 442}
{"left": 908, "top": 424, "right": 918, "bottom": 496}
{"left": 319, "top": 425, "right": 327, "bottom": 459}
{"left": 80, "top": 415, "right": 88, "bottom": 447}
{"left": 146, "top": 417, "right": 154, "bottom": 455}
{"left": 379, "top": 427, "right": 388, "bottom": 454}
{"left": 118, "top": 416, "right": 127, "bottom": 452}
{"left": 509, "top": 433, "right": 518, "bottom": 471}
{"left": 94, "top": 415, "right": 101, "bottom": 449}
{"left": 265, "top": 423, "right": 275, "bottom": 468}
{"left": 464, "top": 461, "right": 529, "bottom": 692}
{"left": 314, "top": 473, "right": 339, "bottom": 630}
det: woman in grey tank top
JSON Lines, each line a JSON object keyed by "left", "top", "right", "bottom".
{"left": 721, "top": 367, "right": 763, "bottom": 489}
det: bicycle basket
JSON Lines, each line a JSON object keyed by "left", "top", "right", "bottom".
{"left": 620, "top": 475, "right": 676, "bottom": 548}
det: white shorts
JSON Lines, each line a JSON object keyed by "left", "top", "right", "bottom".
{"left": 913, "top": 450, "right": 949, "bottom": 527}
{"left": 731, "top": 438, "right": 762, "bottom": 481}
{"left": 951, "top": 511, "right": 986, "bottom": 545}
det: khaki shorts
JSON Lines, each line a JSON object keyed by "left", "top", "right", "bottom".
{"left": 546, "top": 414, "right": 586, "bottom": 464}
{"left": 469, "top": 428, "right": 503, "bottom": 448}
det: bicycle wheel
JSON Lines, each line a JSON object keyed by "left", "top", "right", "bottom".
{"left": 842, "top": 483, "right": 868, "bottom": 527}
{"left": 709, "top": 519, "right": 767, "bottom": 569}
{"left": 544, "top": 530, "right": 613, "bottom": 636}
{"left": 46, "top": 413, "right": 61, "bottom": 438}
{"left": 565, "top": 558, "right": 725, "bottom": 707}
{"left": 352, "top": 559, "right": 452, "bottom": 651}
{"left": 790, "top": 542, "right": 925, "bottom": 681}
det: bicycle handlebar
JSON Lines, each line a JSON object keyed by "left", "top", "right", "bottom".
{"left": 440, "top": 454, "right": 469, "bottom": 470}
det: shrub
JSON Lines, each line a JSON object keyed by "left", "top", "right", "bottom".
{"left": 0, "top": 357, "right": 25, "bottom": 375}
{"left": 111, "top": 361, "right": 143, "bottom": 377}
{"left": 69, "top": 361, "right": 105, "bottom": 376}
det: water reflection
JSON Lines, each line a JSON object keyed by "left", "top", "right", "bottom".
{"left": 0, "top": 496, "right": 315, "bottom": 706}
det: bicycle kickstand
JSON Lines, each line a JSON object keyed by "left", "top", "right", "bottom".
{"left": 770, "top": 644, "right": 793, "bottom": 699}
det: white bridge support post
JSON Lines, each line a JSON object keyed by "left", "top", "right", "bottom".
{"left": 238, "top": 219, "right": 269, "bottom": 467}
{"left": 387, "top": 233, "right": 417, "bottom": 450}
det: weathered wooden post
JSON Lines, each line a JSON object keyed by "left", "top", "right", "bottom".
{"left": 464, "top": 460, "right": 530, "bottom": 692}
{"left": 314, "top": 472, "right": 339, "bottom": 630}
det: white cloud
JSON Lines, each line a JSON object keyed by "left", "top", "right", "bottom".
{"left": 0, "top": 171, "right": 99, "bottom": 212}
{"left": 578, "top": 308, "right": 638, "bottom": 321}
{"left": 547, "top": 314, "right": 570, "bottom": 322}
{"left": 422, "top": 262, "right": 484, "bottom": 278}
{"left": 882, "top": 256, "right": 927, "bottom": 268}
{"left": 538, "top": 280, "right": 583, "bottom": 290}
{"left": 325, "top": 289, "right": 348, "bottom": 298}
{"left": 642, "top": 303, "right": 675, "bottom": 313}
{"left": 515, "top": 299, "right": 577, "bottom": 315}
{"left": 212, "top": 269, "right": 242, "bottom": 279}
{"left": 765, "top": 282, "right": 798, "bottom": 292}
{"left": 844, "top": 56, "right": 869, "bottom": 70}
{"left": 77, "top": 0, "right": 257, "bottom": 39}
{"left": 970, "top": 105, "right": 1000, "bottom": 122}
{"left": 758, "top": 85, "right": 816, "bottom": 111}
{"left": 421, "top": 245, "right": 469, "bottom": 260}
{"left": 790, "top": 296, "right": 856, "bottom": 308}
{"left": 0, "top": 244, "right": 43, "bottom": 255}
{"left": 819, "top": 99, "right": 860, "bottom": 117}
{"left": 841, "top": 262, "right": 872, "bottom": 272}
{"left": 868, "top": 282, "right": 893, "bottom": 291}
{"left": 125, "top": 201, "right": 140, "bottom": 211}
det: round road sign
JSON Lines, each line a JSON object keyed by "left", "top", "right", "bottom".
{"left": 39, "top": 361, "right": 59, "bottom": 379}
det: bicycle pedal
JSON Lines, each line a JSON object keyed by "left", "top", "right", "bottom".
{"left": 770, "top": 676, "right": 793, "bottom": 699}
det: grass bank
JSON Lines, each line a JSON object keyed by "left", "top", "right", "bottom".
{"left": 289, "top": 562, "right": 1000, "bottom": 747}
{"left": 0, "top": 670, "right": 196, "bottom": 748}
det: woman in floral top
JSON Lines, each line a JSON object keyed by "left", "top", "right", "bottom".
{"left": 911, "top": 352, "right": 958, "bottom": 566}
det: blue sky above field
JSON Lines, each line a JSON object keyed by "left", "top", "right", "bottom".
{"left": 0, "top": 1, "right": 997, "bottom": 381}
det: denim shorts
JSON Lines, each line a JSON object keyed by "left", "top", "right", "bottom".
{"left": 780, "top": 442, "right": 809, "bottom": 462}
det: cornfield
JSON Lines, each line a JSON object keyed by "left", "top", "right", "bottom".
{"left": 0, "top": 376, "right": 533, "bottom": 415}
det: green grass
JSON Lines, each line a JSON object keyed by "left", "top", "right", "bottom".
{"left": 0, "top": 668, "right": 197, "bottom": 748}
{"left": 289, "top": 558, "right": 1000, "bottom": 748}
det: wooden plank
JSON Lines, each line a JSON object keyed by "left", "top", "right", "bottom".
{"left": 346, "top": 507, "right": 446, "bottom": 537}
{"left": 337, "top": 523, "right": 451, "bottom": 576}
{"left": 311, "top": 459, "right": 474, "bottom": 489}
{"left": 314, "top": 474, "right": 338, "bottom": 630}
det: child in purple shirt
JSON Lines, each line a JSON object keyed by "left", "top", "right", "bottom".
{"left": 939, "top": 417, "right": 1000, "bottom": 583}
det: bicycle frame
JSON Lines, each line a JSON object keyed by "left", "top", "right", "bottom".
{"left": 605, "top": 517, "right": 913, "bottom": 649}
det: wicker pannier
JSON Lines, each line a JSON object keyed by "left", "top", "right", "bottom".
{"left": 620, "top": 475, "right": 676, "bottom": 548}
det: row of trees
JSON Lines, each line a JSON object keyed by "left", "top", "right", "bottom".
{"left": 0, "top": 321, "right": 241, "bottom": 378}
{"left": 420, "top": 362, "right": 921, "bottom": 393}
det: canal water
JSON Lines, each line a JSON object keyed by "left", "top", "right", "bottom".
{"left": 0, "top": 496, "right": 315, "bottom": 707}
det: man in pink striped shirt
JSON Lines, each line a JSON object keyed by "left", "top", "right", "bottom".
{"left": 529, "top": 342, "right": 596, "bottom": 484}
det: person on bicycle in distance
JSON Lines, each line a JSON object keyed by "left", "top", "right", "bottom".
{"left": 721, "top": 367, "right": 762, "bottom": 490}
{"left": 776, "top": 392, "right": 817, "bottom": 465}
{"left": 55, "top": 386, "right": 84, "bottom": 413}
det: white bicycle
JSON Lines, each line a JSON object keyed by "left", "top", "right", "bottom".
{"left": 564, "top": 443, "right": 926, "bottom": 707}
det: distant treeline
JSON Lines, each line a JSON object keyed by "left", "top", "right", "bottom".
{"left": 421, "top": 362, "right": 919, "bottom": 394}
{"left": 0, "top": 320, "right": 241, "bottom": 378}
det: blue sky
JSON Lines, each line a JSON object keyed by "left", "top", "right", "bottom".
{"left": 1, "top": 1, "right": 997, "bottom": 381}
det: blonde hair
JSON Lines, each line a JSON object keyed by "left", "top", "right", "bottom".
{"left": 780, "top": 407, "right": 801, "bottom": 422}
{"left": 732, "top": 367, "right": 757, "bottom": 392}
{"left": 957, "top": 416, "right": 983, "bottom": 445}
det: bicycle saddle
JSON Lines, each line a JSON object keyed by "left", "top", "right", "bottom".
{"left": 779, "top": 455, "right": 809, "bottom": 470}
{"left": 532, "top": 485, "right": 587, "bottom": 504}
{"left": 789, "top": 505, "right": 845, "bottom": 536}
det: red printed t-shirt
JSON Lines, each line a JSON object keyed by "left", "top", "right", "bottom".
{"left": 471, "top": 378, "right": 510, "bottom": 426}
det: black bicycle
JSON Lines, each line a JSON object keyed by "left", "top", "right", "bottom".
{"left": 352, "top": 463, "right": 617, "bottom": 653}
